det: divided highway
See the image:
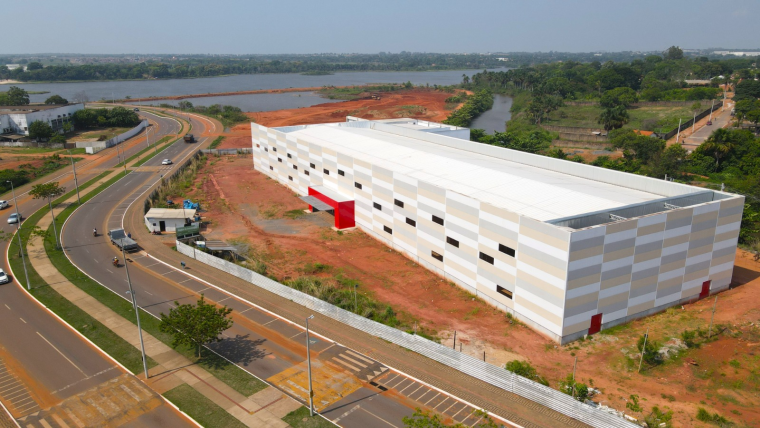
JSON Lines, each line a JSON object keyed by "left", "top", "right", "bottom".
{"left": 0, "top": 110, "right": 194, "bottom": 427}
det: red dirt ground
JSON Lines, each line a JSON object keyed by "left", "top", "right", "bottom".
{"left": 183, "top": 156, "right": 760, "bottom": 426}
{"left": 216, "top": 89, "right": 460, "bottom": 149}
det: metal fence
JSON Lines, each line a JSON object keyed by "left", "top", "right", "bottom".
{"left": 200, "top": 148, "right": 253, "bottom": 155}
{"left": 176, "top": 241, "right": 638, "bottom": 428}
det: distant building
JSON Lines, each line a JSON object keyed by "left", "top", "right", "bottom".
{"left": 0, "top": 103, "right": 83, "bottom": 137}
{"left": 4, "top": 64, "right": 23, "bottom": 71}
{"left": 713, "top": 51, "right": 760, "bottom": 57}
{"left": 252, "top": 117, "right": 743, "bottom": 344}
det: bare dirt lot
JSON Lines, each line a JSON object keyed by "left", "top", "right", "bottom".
{"left": 170, "top": 155, "right": 760, "bottom": 427}
{"left": 216, "top": 89, "right": 459, "bottom": 149}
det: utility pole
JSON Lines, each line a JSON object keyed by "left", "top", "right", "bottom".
{"left": 675, "top": 118, "right": 682, "bottom": 143}
{"left": 116, "top": 141, "right": 127, "bottom": 175}
{"left": 638, "top": 328, "right": 649, "bottom": 373}
{"left": 692, "top": 111, "right": 697, "bottom": 133}
{"left": 7, "top": 181, "right": 31, "bottom": 290}
{"left": 67, "top": 149, "right": 81, "bottom": 205}
{"left": 708, "top": 295, "right": 718, "bottom": 338}
{"left": 708, "top": 99, "right": 716, "bottom": 122}
{"left": 122, "top": 246, "right": 149, "bottom": 379}
{"left": 305, "top": 315, "right": 315, "bottom": 417}
{"left": 452, "top": 331, "right": 456, "bottom": 350}
{"left": 571, "top": 356, "right": 577, "bottom": 399}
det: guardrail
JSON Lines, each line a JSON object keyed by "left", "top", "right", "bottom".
{"left": 175, "top": 240, "right": 638, "bottom": 428}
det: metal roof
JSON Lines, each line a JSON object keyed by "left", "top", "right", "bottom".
{"left": 287, "top": 126, "right": 675, "bottom": 222}
{"left": 145, "top": 208, "right": 190, "bottom": 219}
{"left": 299, "top": 196, "right": 333, "bottom": 211}
{"left": 205, "top": 240, "right": 237, "bottom": 251}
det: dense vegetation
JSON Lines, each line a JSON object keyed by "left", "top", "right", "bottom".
{"left": 0, "top": 155, "right": 74, "bottom": 195}
{"left": 158, "top": 101, "right": 248, "bottom": 128}
{"left": 449, "top": 46, "right": 760, "bottom": 244}
{"left": 72, "top": 106, "right": 141, "bottom": 128}
{"left": 442, "top": 89, "right": 494, "bottom": 127}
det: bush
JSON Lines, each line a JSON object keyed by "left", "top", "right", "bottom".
{"left": 696, "top": 407, "right": 732, "bottom": 426}
{"left": 504, "top": 360, "right": 549, "bottom": 386}
{"left": 558, "top": 374, "right": 588, "bottom": 401}
{"left": 637, "top": 334, "right": 662, "bottom": 366}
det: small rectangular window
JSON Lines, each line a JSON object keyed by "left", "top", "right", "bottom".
{"left": 394, "top": 199, "right": 404, "bottom": 208}
{"left": 288, "top": 176, "right": 293, "bottom": 181}
{"left": 496, "top": 285, "right": 513, "bottom": 299}
{"left": 406, "top": 218, "right": 416, "bottom": 227}
{"left": 355, "top": 182, "right": 362, "bottom": 190}
{"left": 383, "top": 225, "right": 392, "bottom": 234}
{"left": 305, "top": 170, "right": 310, "bottom": 176}
{"left": 278, "top": 158, "right": 282, "bottom": 163}
{"left": 269, "top": 166, "right": 273, "bottom": 171}
{"left": 287, "top": 153, "right": 292, "bottom": 158}
{"left": 338, "top": 169, "right": 345, "bottom": 176}
{"left": 310, "top": 163, "right": 315, "bottom": 169}
{"left": 323, "top": 168, "right": 330, "bottom": 175}
{"left": 293, "top": 165, "right": 298, "bottom": 170}
{"left": 373, "top": 202, "right": 382, "bottom": 211}
{"left": 272, "top": 147, "right": 277, "bottom": 152}
{"left": 431, "top": 251, "right": 443, "bottom": 262}
{"left": 264, "top": 147, "right": 268, "bottom": 152}
{"left": 432, "top": 215, "right": 444, "bottom": 226}
{"left": 446, "top": 236, "right": 459, "bottom": 248}
{"left": 256, "top": 144, "right": 260, "bottom": 148}
{"left": 499, "top": 244, "right": 516, "bottom": 257}
{"left": 479, "top": 252, "right": 495, "bottom": 265}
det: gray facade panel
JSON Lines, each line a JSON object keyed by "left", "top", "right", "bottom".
{"left": 520, "top": 245, "right": 567, "bottom": 272}
{"left": 599, "top": 299, "right": 627, "bottom": 315}
{"left": 394, "top": 180, "right": 418, "bottom": 195}
{"left": 691, "top": 219, "right": 718, "bottom": 232}
{"left": 656, "top": 283, "right": 681, "bottom": 299}
{"left": 566, "top": 263, "right": 603, "bottom": 281}
{"left": 418, "top": 180, "right": 445, "bottom": 197}
{"left": 635, "top": 240, "right": 663, "bottom": 255}
{"left": 631, "top": 266, "right": 659, "bottom": 281}
{"left": 605, "top": 237, "right": 636, "bottom": 253}
{"left": 661, "top": 251, "right": 687, "bottom": 265}
{"left": 600, "top": 264, "right": 632, "bottom": 280}
{"left": 447, "top": 199, "right": 479, "bottom": 218}
{"left": 479, "top": 219, "right": 518, "bottom": 241}
{"left": 711, "top": 246, "right": 736, "bottom": 259}
{"left": 418, "top": 201, "right": 445, "bottom": 219}
{"left": 719, "top": 205, "right": 743, "bottom": 217}
{"left": 446, "top": 220, "right": 479, "bottom": 242}
{"left": 689, "top": 236, "right": 715, "bottom": 250}
{"left": 564, "top": 298, "right": 599, "bottom": 318}
{"left": 570, "top": 235, "right": 605, "bottom": 251}
{"left": 685, "top": 259, "right": 711, "bottom": 274}
{"left": 630, "top": 283, "right": 657, "bottom": 298}
{"left": 665, "top": 216, "right": 692, "bottom": 230}
{"left": 418, "top": 222, "right": 444, "bottom": 241}
{"left": 479, "top": 268, "right": 513, "bottom": 289}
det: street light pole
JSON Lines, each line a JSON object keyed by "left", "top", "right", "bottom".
{"left": 7, "top": 181, "right": 31, "bottom": 290}
{"left": 116, "top": 141, "right": 127, "bottom": 175}
{"left": 121, "top": 245, "right": 149, "bottom": 379}
{"left": 67, "top": 149, "right": 81, "bottom": 205}
{"left": 305, "top": 315, "right": 315, "bottom": 417}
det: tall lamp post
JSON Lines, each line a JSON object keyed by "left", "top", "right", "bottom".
{"left": 121, "top": 245, "right": 149, "bottom": 379}
{"left": 305, "top": 315, "right": 315, "bottom": 416}
{"left": 7, "top": 181, "right": 31, "bottom": 290}
{"left": 67, "top": 149, "right": 81, "bottom": 205}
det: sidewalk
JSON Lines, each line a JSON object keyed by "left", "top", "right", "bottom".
{"left": 25, "top": 169, "right": 301, "bottom": 427}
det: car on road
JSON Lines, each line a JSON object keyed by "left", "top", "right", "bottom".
{"left": 0, "top": 200, "right": 7, "bottom": 209}
{"left": 134, "top": 108, "right": 139, "bottom": 112}
{"left": 161, "top": 159, "right": 172, "bottom": 165}
{"left": 7, "top": 213, "right": 22, "bottom": 224}
{"left": 707, "top": 120, "right": 713, "bottom": 126}
{"left": 0, "top": 269, "right": 8, "bottom": 285}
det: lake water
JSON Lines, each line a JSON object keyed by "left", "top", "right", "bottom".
{"left": 13, "top": 69, "right": 507, "bottom": 104}
{"left": 130, "top": 91, "right": 343, "bottom": 112}
{"left": 469, "top": 94, "right": 513, "bottom": 134}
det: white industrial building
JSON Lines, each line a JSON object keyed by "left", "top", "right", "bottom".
{"left": 0, "top": 103, "right": 83, "bottom": 137}
{"left": 251, "top": 117, "right": 743, "bottom": 343}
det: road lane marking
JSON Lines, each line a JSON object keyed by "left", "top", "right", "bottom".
{"left": 37, "top": 332, "right": 86, "bottom": 376}
{"left": 333, "top": 404, "right": 361, "bottom": 423}
{"left": 332, "top": 356, "right": 360, "bottom": 372}
{"left": 451, "top": 404, "right": 469, "bottom": 419}
{"left": 19, "top": 318, "right": 26, "bottom": 323}
{"left": 262, "top": 318, "right": 278, "bottom": 326}
{"left": 346, "top": 350, "right": 375, "bottom": 365}
{"left": 339, "top": 353, "right": 368, "bottom": 368}
{"left": 177, "top": 278, "right": 193, "bottom": 284}
{"left": 407, "top": 384, "right": 425, "bottom": 398}
{"left": 106, "top": 269, "right": 113, "bottom": 274}
{"left": 399, "top": 379, "right": 416, "bottom": 394}
{"left": 434, "top": 397, "right": 451, "bottom": 410}
{"left": 144, "top": 291, "right": 153, "bottom": 296}
{"left": 3, "top": 305, "right": 8, "bottom": 310}
{"left": 289, "top": 332, "right": 303, "bottom": 339}
{"left": 360, "top": 407, "right": 399, "bottom": 427}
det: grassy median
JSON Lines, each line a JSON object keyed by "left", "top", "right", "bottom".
{"left": 163, "top": 384, "right": 246, "bottom": 428}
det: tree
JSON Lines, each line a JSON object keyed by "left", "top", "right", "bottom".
{"left": 28, "top": 120, "right": 54, "bottom": 140}
{"left": 637, "top": 334, "right": 662, "bottom": 366}
{"left": 44, "top": 95, "right": 68, "bottom": 105}
{"left": 29, "top": 182, "right": 66, "bottom": 249}
{"left": 600, "top": 87, "right": 638, "bottom": 109}
{"left": 691, "top": 101, "right": 702, "bottom": 114}
{"left": 49, "top": 134, "right": 66, "bottom": 145}
{"left": 0, "top": 86, "right": 30, "bottom": 105}
{"left": 403, "top": 408, "right": 497, "bottom": 428}
{"left": 159, "top": 295, "right": 233, "bottom": 357}
{"left": 558, "top": 373, "right": 589, "bottom": 402}
{"left": 700, "top": 128, "right": 736, "bottom": 168}
{"left": 177, "top": 100, "right": 193, "bottom": 110}
{"left": 26, "top": 62, "right": 43, "bottom": 71}
{"left": 504, "top": 360, "right": 549, "bottom": 386}
{"left": 663, "top": 46, "right": 684, "bottom": 61}
{"left": 598, "top": 106, "right": 629, "bottom": 131}
{"left": 609, "top": 129, "right": 665, "bottom": 164}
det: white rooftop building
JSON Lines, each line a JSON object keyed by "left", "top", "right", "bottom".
{"left": 252, "top": 117, "right": 743, "bottom": 343}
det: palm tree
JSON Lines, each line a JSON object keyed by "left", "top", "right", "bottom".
{"left": 598, "top": 106, "right": 630, "bottom": 131}
{"left": 701, "top": 129, "right": 735, "bottom": 168}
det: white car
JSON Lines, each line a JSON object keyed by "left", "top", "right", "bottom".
{"left": 0, "top": 200, "right": 7, "bottom": 209}
{"left": 7, "top": 213, "right": 21, "bottom": 224}
{"left": 161, "top": 159, "right": 173, "bottom": 165}
{"left": 0, "top": 268, "right": 9, "bottom": 284}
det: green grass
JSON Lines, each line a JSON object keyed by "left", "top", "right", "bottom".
{"left": 132, "top": 136, "right": 180, "bottom": 167}
{"left": 117, "top": 136, "right": 174, "bottom": 167}
{"left": 163, "top": 384, "right": 246, "bottom": 428}
{"left": 545, "top": 104, "right": 696, "bottom": 133}
{"left": 36, "top": 169, "right": 267, "bottom": 397}
{"left": 209, "top": 136, "right": 225, "bottom": 149}
{"left": 282, "top": 406, "right": 335, "bottom": 428}
{"left": 71, "top": 127, "right": 131, "bottom": 142}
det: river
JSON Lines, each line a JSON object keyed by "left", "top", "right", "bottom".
{"left": 469, "top": 94, "right": 513, "bottom": 134}
{"left": 12, "top": 69, "right": 506, "bottom": 105}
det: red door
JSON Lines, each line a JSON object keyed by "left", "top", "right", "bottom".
{"left": 699, "top": 280, "right": 711, "bottom": 298}
{"left": 588, "top": 313, "right": 603, "bottom": 335}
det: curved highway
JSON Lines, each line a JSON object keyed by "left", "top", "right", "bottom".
{"left": 0, "top": 109, "right": 194, "bottom": 427}
{"left": 61, "top": 111, "right": 588, "bottom": 427}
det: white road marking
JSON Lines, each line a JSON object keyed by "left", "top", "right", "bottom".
{"left": 262, "top": 318, "right": 278, "bottom": 326}
{"left": 360, "top": 407, "right": 399, "bottom": 427}
{"left": 339, "top": 353, "right": 368, "bottom": 368}
{"left": 106, "top": 269, "right": 113, "bottom": 274}
{"left": 37, "top": 332, "right": 86, "bottom": 376}
{"left": 346, "top": 350, "right": 375, "bottom": 365}
{"left": 19, "top": 318, "right": 26, "bottom": 324}
{"left": 333, "top": 404, "right": 361, "bottom": 423}
{"left": 144, "top": 291, "right": 153, "bottom": 296}
{"left": 4, "top": 304, "right": 9, "bottom": 310}
{"left": 290, "top": 331, "right": 303, "bottom": 339}
{"left": 177, "top": 278, "right": 193, "bottom": 284}
{"left": 332, "top": 356, "right": 360, "bottom": 372}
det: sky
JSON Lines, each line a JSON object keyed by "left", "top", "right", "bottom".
{"left": 6, "top": 0, "right": 759, "bottom": 54}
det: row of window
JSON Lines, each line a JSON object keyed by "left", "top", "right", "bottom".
{"left": 427, "top": 250, "right": 512, "bottom": 300}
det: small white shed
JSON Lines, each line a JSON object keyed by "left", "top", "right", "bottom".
{"left": 144, "top": 208, "right": 190, "bottom": 233}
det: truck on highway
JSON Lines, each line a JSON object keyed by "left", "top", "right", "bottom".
{"left": 184, "top": 134, "right": 195, "bottom": 143}
{"left": 108, "top": 228, "right": 138, "bottom": 251}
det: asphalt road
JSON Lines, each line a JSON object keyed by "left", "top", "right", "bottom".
{"left": 0, "top": 110, "right": 194, "bottom": 427}
{"left": 60, "top": 114, "right": 525, "bottom": 428}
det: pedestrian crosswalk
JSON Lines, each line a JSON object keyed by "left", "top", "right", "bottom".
{"left": 320, "top": 347, "right": 388, "bottom": 382}
{"left": 0, "top": 358, "right": 40, "bottom": 417}
{"left": 18, "top": 374, "right": 163, "bottom": 428}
